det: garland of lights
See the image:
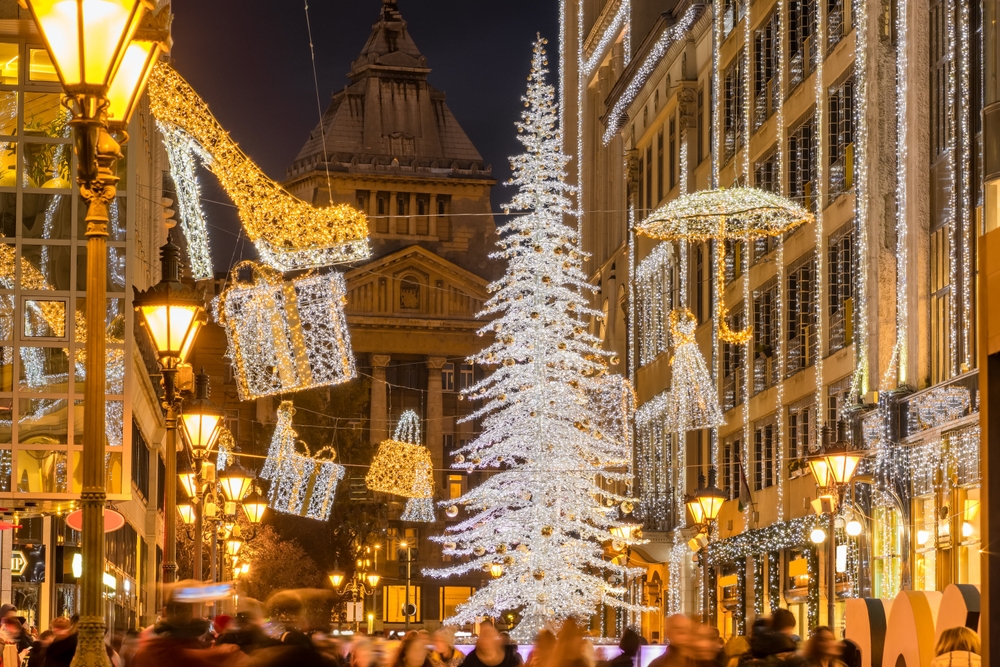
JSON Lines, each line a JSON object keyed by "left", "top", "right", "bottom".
{"left": 215, "top": 427, "right": 236, "bottom": 471}
{"left": 636, "top": 244, "right": 671, "bottom": 366}
{"left": 813, "top": 0, "right": 827, "bottom": 435}
{"left": 894, "top": 0, "right": 909, "bottom": 386}
{"left": 602, "top": 5, "right": 702, "bottom": 144}
{"left": 366, "top": 410, "right": 435, "bottom": 499}
{"left": 958, "top": 0, "right": 973, "bottom": 371}
{"left": 216, "top": 261, "right": 356, "bottom": 401}
{"left": 260, "top": 401, "right": 345, "bottom": 520}
{"left": 158, "top": 121, "right": 214, "bottom": 279}
{"left": 146, "top": 62, "right": 371, "bottom": 271}
{"left": 850, "top": 0, "right": 871, "bottom": 398}
{"left": 426, "top": 39, "right": 644, "bottom": 637}
{"left": 767, "top": 550, "right": 780, "bottom": 613}
{"left": 581, "top": 0, "right": 630, "bottom": 76}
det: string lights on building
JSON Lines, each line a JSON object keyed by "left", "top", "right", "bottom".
{"left": 158, "top": 121, "right": 214, "bottom": 280}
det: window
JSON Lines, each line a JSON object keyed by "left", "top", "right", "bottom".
{"left": 723, "top": 304, "right": 746, "bottom": 411}
{"left": 789, "top": 0, "right": 817, "bottom": 90}
{"left": 788, "top": 399, "right": 816, "bottom": 473}
{"left": 754, "top": 151, "right": 778, "bottom": 196}
{"left": 646, "top": 145, "right": 653, "bottom": 211}
{"left": 828, "top": 225, "right": 854, "bottom": 353}
{"left": 448, "top": 474, "right": 464, "bottom": 500}
{"left": 669, "top": 117, "right": 678, "bottom": 189}
{"left": 828, "top": 0, "right": 849, "bottom": 49}
{"left": 441, "top": 363, "right": 455, "bottom": 392}
{"left": 789, "top": 116, "right": 816, "bottom": 211}
{"left": 753, "top": 12, "right": 779, "bottom": 130}
{"left": 376, "top": 195, "right": 388, "bottom": 233}
{"left": 459, "top": 363, "right": 474, "bottom": 391}
{"left": 697, "top": 88, "right": 705, "bottom": 163}
{"left": 657, "top": 132, "right": 664, "bottom": 203}
{"left": 724, "top": 239, "right": 745, "bottom": 284}
{"left": 417, "top": 199, "right": 425, "bottom": 216}
{"left": 396, "top": 195, "right": 409, "bottom": 234}
{"left": 384, "top": 585, "right": 421, "bottom": 623}
{"left": 722, "top": 435, "right": 741, "bottom": 499}
{"left": 131, "top": 420, "right": 149, "bottom": 502}
{"left": 828, "top": 75, "right": 855, "bottom": 198}
{"left": 722, "top": 0, "right": 746, "bottom": 37}
{"left": 638, "top": 156, "right": 645, "bottom": 218}
{"left": 787, "top": 255, "right": 817, "bottom": 376}
{"left": 826, "top": 376, "right": 852, "bottom": 427}
{"left": 437, "top": 199, "right": 445, "bottom": 215}
{"left": 753, "top": 280, "right": 778, "bottom": 394}
{"left": 930, "top": 225, "right": 952, "bottom": 384}
{"left": 723, "top": 53, "right": 747, "bottom": 164}
{"left": 440, "top": 587, "right": 474, "bottom": 620}
{"left": 753, "top": 418, "right": 776, "bottom": 490}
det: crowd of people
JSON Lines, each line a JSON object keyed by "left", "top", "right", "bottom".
{"left": 0, "top": 594, "right": 982, "bottom": 667}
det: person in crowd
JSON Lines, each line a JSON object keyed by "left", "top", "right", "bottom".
{"left": 691, "top": 623, "right": 725, "bottom": 667}
{"left": 499, "top": 632, "right": 523, "bottom": 667}
{"left": 550, "top": 619, "right": 592, "bottom": 667}
{"left": 217, "top": 609, "right": 281, "bottom": 655}
{"left": 648, "top": 615, "right": 692, "bottom": 667}
{"left": 350, "top": 638, "right": 379, "bottom": 667}
{"left": 607, "top": 629, "right": 641, "bottom": 667}
{"left": 392, "top": 631, "right": 434, "bottom": 667}
{"left": 2, "top": 615, "right": 33, "bottom": 653}
{"left": 431, "top": 628, "right": 464, "bottom": 667}
{"left": 527, "top": 630, "right": 555, "bottom": 667}
{"left": 41, "top": 617, "right": 80, "bottom": 667}
{"left": 118, "top": 629, "right": 142, "bottom": 667}
{"left": 771, "top": 611, "right": 800, "bottom": 646}
{"left": 25, "top": 629, "right": 53, "bottom": 667}
{"left": 131, "top": 594, "right": 244, "bottom": 667}
{"left": 930, "top": 627, "right": 980, "bottom": 667}
{"left": 461, "top": 622, "right": 519, "bottom": 667}
{"left": 803, "top": 627, "right": 843, "bottom": 667}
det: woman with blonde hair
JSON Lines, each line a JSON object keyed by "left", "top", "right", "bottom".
{"left": 931, "top": 627, "right": 980, "bottom": 667}
{"left": 431, "top": 628, "right": 464, "bottom": 667}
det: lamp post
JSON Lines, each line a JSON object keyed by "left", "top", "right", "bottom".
{"left": 687, "top": 467, "right": 726, "bottom": 625}
{"left": 179, "top": 370, "right": 224, "bottom": 582}
{"left": 330, "top": 567, "right": 379, "bottom": 632}
{"left": 400, "top": 541, "right": 413, "bottom": 631}
{"left": 807, "top": 421, "right": 864, "bottom": 630}
{"left": 17, "top": 3, "right": 171, "bottom": 662}
{"left": 134, "top": 239, "right": 207, "bottom": 591}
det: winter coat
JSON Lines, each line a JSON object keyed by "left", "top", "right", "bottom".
{"left": 930, "top": 652, "right": 981, "bottom": 667}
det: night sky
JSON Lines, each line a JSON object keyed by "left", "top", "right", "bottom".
{"left": 168, "top": 0, "right": 560, "bottom": 273}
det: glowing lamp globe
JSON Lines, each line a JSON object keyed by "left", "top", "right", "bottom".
{"left": 845, "top": 519, "right": 863, "bottom": 537}
{"left": 177, "top": 471, "right": 197, "bottom": 499}
{"left": 366, "top": 572, "right": 380, "bottom": 588}
{"left": 224, "top": 536, "right": 243, "bottom": 557}
{"left": 240, "top": 489, "right": 268, "bottom": 525}
{"left": 105, "top": 6, "right": 171, "bottom": 129}
{"left": 490, "top": 564, "right": 504, "bottom": 579}
{"left": 176, "top": 503, "right": 195, "bottom": 526}
{"left": 133, "top": 240, "right": 206, "bottom": 367}
{"left": 180, "top": 371, "right": 224, "bottom": 460}
{"left": 218, "top": 463, "right": 253, "bottom": 502}
{"left": 697, "top": 467, "right": 726, "bottom": 522}
{"left": 807, "top": 456, "right": 832, "bottom": 488}
{"left": 810, "top": 528, "right": 827, "bottom": 544}
{"left": 21, "top": 0, "right": 152, "bottom": 93}
{"left": 329, "top": 571, "right": 345, "bottom": 588}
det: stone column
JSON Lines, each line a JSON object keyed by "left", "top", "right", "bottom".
{"left": 370, "top": 354, "right": 392, "bottom": 445}
{"left": 426, "top": 358, "right": 447, "bottom": 481}
{"left": 408, "top": 193, "right": 418, "bottom": 235}
{"left": 429, "top": 194, "right": 438, "bottom": 238}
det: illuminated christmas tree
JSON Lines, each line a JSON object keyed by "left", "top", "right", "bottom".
{"left": 425, "top": 37, "right": 642, "bottom": 639}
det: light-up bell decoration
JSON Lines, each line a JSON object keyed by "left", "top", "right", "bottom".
{"left": 133, "top": 239, "right": 206, "bottom": 369}
{"left": 180, "top": 370, "right": 224, "bottom": 461}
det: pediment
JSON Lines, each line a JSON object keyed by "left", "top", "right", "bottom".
{"left": 344, "top": 245, "right": 489, "bottom": 320}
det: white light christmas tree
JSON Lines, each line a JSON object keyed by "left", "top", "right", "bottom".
{"left": 425, "top": 37, "right": 644, "bottom": 640}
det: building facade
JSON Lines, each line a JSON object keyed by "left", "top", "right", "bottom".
{"left": 568, "top": 0, "right": 982, "bottom": 641}
{"left": 282, "top": 0, "right": 497, "bottom": 630}
{"left": 0, "top": 6, "right": 173, "bottom": 632}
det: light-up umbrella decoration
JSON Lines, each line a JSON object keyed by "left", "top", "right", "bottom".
{"left": 635, "top": 187, "right": 814, "bottom": 344}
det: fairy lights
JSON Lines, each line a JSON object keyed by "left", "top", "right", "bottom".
{"left": 147, "top": 62, "right": 371, "bottom": 271}
{"left": 581, "top": 0, "right": 630, "bottom": 77}
{"left": 666, "top": 308, "right": 725, "bottom": 432}
{"left": 850, "top": 0, "right": 871, "bottom": 397}
{"left": 216, "top": 262, "right": 356, "bottom": 401}
{"left": 366, "top": 410, "right": 434, "bottom": 499}
{"left": 958, "top": 0, "right": 973, "bottom": 371}
{"left": 602, "top": 5, "right": 703, "bottom": 144}
{"left": 158, "top": 121, "right": 214, "bottom": 280}
{"left": 261, "top": 401, "right": 345, "bottom": 521}
{"left": 426, "top": 39, "right": 643, "bottom": 634}
{"left": 894, "top": 0, "right": 909, "bottom": 386}
{"left": 636, "top": 244, "right": 672, "bottom": 365}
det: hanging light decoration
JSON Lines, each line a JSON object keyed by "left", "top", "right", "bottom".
{"left": 366, "top": 411, "right": 435, "bottom": 499}
{"left": 664, "top": 308, "right": 725, "bottom": 431}
{"left": 217, "top": 261, "right": 356, "bottom": 401}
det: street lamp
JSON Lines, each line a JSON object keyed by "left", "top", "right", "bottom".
{"left": 219, "top": 464, "right": 254, "bottom": 503}
{"left": 331, "top": 564, "right": 380, "bottom": 631}
{"left": 809, "top": 421, "right": 865, "bottom": 630}
{"left": 696, "top": 469, "right": 727, "bottom": 523}
{"left": 180, "top": 371, "right": 225, "bottom": 461}
{"left": 330, "top": 570, "right": 345, "bottom": 588}
{"left": 134, "top": 239, "right": 207, "bottom": 589}
{"left": 20, "top": 1, "right": 171, "bottom": 662}
{"left": 689, "top": 467, "right": 726, "bottom": 625}
{"left": 240, "top": 489, "right": 268, "bottom": 525}
{"left": 177, "top": 504, "right": 196, "bottom": 526}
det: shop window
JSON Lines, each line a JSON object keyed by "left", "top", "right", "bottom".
{"left": 828, "top": 225, "right": 854, "bottom": 352}
{"left": 384, "top": 585, "right": 421, "bottom": 622}
{"left": 439, "top": 586, "right": 472, "bottom": 620}
{"left": 913, "top": 495, "right": 936, "bottom": 590}
{"left": 958, "top": 486, "right": 981, "bottom": 585}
